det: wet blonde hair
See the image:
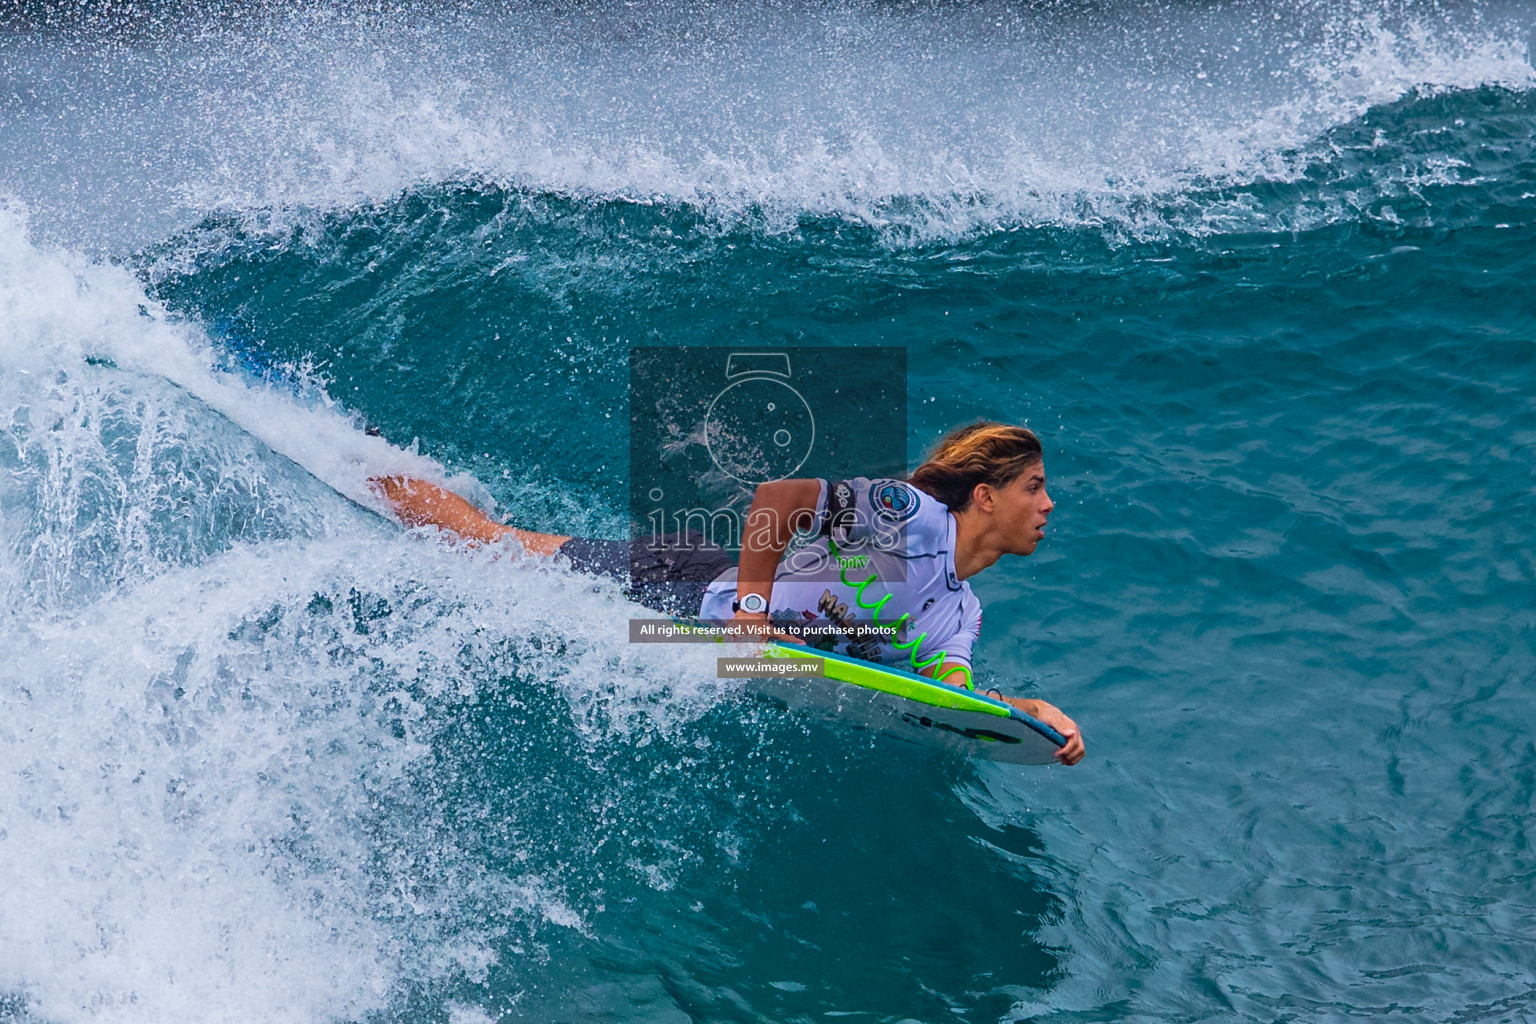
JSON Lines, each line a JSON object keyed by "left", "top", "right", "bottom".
{"left": 908, "top": 422, "right": 1042, "bottom": 511}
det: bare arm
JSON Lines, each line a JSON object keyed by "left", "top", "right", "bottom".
{"left": 735, "top": 478, "right": 823, "bottom": 602}
{"left": 725, "top": 478, "right": 823, "bottom": 640}
{"left": 1007, "top": 697, "right": 1085, "bottom": 765}
{"left": 920, "top": 661, "right": 1086, "bottom": 766}
{"left": 369, "top": 476, "right": 570, "bottom": 556}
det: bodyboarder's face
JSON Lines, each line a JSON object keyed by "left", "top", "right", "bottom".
{"left": 993, "top": 462, "right": 1053, "bottom": 556}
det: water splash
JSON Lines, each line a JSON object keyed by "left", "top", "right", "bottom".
{"left": 2, "top": 1, "right": 1532, "bottom": 249}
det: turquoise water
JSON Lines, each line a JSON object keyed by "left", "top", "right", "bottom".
{"left": 2, "top": 2, "right": 1535, "bottom": 1022}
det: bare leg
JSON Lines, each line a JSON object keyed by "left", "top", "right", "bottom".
{"left": 369, "top": 476, "right": 571, "bottom": 556}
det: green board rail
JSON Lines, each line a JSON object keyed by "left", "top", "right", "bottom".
{"left": 671, "top": 618, "right": 1066, "bottom": 753}
{"left": 760, "top": 642, "right": 1012, "bottom": 718}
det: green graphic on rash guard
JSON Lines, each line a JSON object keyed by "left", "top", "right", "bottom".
{"left": 829, "top": 537, "right": 974, "bottom": 690}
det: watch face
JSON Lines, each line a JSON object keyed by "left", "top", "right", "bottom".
{"left": 739, "top": 593, "right": 768, "bottom": 614}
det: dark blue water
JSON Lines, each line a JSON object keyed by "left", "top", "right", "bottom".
{"left": 2, "top": 2, "right": 1535, "bottom": 1022}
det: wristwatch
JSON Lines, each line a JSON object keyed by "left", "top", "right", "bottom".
{"left": 734, "top": 592, "right": 769, "bottom": 615}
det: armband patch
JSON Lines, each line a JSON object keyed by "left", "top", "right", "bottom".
{"left": 821, "top": 480, "right": 858, "bottom": 538}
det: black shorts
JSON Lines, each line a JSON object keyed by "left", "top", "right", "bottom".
{"left": 558, "top": 531, "right": 736, "bottom": 617}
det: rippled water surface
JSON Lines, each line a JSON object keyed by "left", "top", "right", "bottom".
{"left": 2, "top": 2, "right": 1534, "bottom": 1022}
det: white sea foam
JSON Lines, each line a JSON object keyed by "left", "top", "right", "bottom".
{"left": 0, "top": 533, "right": 722, "bottom": 1023}
{"left": 1, "top": 0, "right": 1531, "bottom": 249}
{"left": 0, "top": 203, "right": 473, "bottom": 516}
{"left": 0, "top": 206, "right": 734, "bottom": 1022}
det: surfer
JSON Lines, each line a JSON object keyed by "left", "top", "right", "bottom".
{"left": 370, "top": 422, "right": 1085, "bottom": 765}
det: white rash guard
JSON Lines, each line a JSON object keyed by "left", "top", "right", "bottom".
{"left": 699, "top": 477, "right": 982, "bottom": 684}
